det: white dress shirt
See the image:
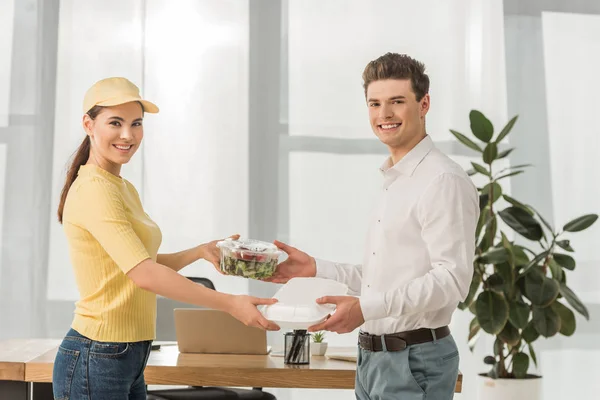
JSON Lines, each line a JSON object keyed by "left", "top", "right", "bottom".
{"left": 316, "top": 135, "right": 479, "bottom": 335}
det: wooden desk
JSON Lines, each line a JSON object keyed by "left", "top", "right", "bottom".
{"left": 25, "top": 344, "right": 462, "bottom": 392}
{"left": 0, "top": 340, "right": 462, "bottom": 398}
{"left": 0, "top": 339, "right": 60, "bottom": 381}
{"left": 0, "top": 339, "right": 60, "bottom": 400}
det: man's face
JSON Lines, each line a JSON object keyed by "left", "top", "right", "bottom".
{"left": 366, "top": 79, "right": 429, "bottom": 149}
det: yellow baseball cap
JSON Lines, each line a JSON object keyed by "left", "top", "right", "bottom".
{"left": 82, "top": 77, "right": 159, "bottom": 114}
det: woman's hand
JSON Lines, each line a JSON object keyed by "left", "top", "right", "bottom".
{"left": 202, "top": 234, "right": 240, "bottom": 273}
{"left": 228, "top": 295, "right": 280, "bottom": 331}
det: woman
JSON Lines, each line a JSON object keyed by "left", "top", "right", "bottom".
{"left": 52, "top": 77, "right": 278, "bottom": 399}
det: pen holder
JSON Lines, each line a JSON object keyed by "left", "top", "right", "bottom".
{"left": 284, "top": 330, "right": 310, "bottom": 365}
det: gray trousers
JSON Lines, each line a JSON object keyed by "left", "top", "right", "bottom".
{"left": 355, "top": 333, "right": 459, "bottom": 400}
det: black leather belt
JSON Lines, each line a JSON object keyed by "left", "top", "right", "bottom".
{"left": 358, "top": 326, "right": 450, "bottom": 352}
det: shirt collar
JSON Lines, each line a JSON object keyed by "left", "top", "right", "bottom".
{"left": 379, "top": 135, "right": 434, "bottom": 177}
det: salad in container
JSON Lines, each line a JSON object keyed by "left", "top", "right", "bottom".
{"left": 216, "top": 238, "right": 281, "bottom": 279}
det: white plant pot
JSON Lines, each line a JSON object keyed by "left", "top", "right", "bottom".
{"left": 311, "top": 342, "right": 328, "bottom": 356}
{"left": 477, "top": 374, "right": 542, "bottom": 400}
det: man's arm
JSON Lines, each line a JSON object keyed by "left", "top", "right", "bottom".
{"left": 360, "top": 173, "right": 479, "bottom": 321}
{"left": 315, "top": 260, "right": 363, "bottom": 295}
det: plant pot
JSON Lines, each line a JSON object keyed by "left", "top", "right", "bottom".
{"left": 310, "top": 342, "right": 328, "bottom": 356}
{"left": 478, "top": 373, "right": 542, "bottom": 400}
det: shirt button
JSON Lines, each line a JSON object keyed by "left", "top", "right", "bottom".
{"left": 378, "top": 219, "right": 381, "bottom": 222}
{"left": 372, "top": 252, "right": 375, "bottom": 255}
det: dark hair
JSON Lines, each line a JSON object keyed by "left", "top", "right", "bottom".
{"left": 57, "top": 105, "right": 104, "bottom": 223}
{"left": 362, "top": 53, "right": 430, "bottom": 101}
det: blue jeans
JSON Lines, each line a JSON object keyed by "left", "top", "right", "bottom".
{"left": 52, "top": 328, "right": 152, "bottom": 400}
{"left": 355, "top": 333, "right": 460, "bottom": 400}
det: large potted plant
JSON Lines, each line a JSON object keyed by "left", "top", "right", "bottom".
{"left": 450, "top": 110, "right": 597, "bottom": 400}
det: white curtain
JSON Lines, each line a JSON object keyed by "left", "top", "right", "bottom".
{"left": 539, "top": 11, "right": 600, "bottom": 400}
{"left": 0, "top": 0, "right": 14, "bottom": 127}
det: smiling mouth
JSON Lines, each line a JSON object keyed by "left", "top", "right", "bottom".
{"left": 379, "top": 123, "right": 401, "bottom": 130}
{"left": 113, "top": 144, "right": 133, "bottom": 151}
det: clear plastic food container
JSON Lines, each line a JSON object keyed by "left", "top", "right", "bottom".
{"left": 216, "top": 238, "right": 281, "bottom": 279}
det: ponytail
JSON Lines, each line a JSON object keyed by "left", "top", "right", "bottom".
{"left": 57, "top": 136, "right": 91, "bottom": 223}
{"left": 57, "top": 105, "right": 104, "bottom": 223}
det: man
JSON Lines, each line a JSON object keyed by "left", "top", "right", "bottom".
{"left": 268, "top": 53, "right": 479, "bottom": 399}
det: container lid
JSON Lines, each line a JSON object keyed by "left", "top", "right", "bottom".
{"left": 216, "top": 238, "right": 280, "bottom": 255}
{"left": 261, "top": 277, "right": 349, "bottom": 330}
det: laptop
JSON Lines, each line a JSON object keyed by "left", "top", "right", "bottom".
{"left": 173, "top": 308, "right": 269, "bottom": 355}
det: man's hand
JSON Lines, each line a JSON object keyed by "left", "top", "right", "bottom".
{"left": 308, "top": 296, "right": 365, "bottom": 334}
{"left": 202, "top": 234, "right": 240, "bottom": 273}
{"left": 228, "top": 295, "right": 281, "bottom": 331}
{"left": 264, "top": 240, "right": 316, "bottom": 283}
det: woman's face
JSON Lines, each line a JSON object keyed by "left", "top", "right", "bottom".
{"left": 83, "top": 102, "right": 144, "bottom": 170}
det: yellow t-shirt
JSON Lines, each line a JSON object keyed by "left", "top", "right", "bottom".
{"left": 63, "top": 164, "right": 162, "bottom": 342}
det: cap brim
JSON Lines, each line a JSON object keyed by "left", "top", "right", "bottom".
{"left": 97, "top": 96, "right": 159, "bottom": 113}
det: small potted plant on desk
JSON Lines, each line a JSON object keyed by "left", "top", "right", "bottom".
{"left": 311, "top": 331, "right": 328, "bottom": 356}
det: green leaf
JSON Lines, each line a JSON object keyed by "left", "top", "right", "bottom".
{"left": 559, "top": 283, "right": 590, "bottom": 320}
{"left": 459, "top": 269, "right": 481, "bottom": 310}
{"left": 484, "top": 355, "right": 497, "bottom": 365}
{"left": 509, "top": 301, "right": 530, "bottom": 329}
{"left": 519, "top": 250, "right": 549, "bottom": 276}
{"left": 478, "top": 247, "right": 509, "bottom": 264}
{"left": 476, "top": 208, "right": 491, "bottom": 242}
{"left": 479, "top": 194, "right": 490, "bottom": 211}
{"left": 563, "top": 214, "right": 598, "bottom": 232}
{"left": 483, "top": 143, "right": 498, "bottom": 164}
{"left": 471, "top": 162, "right": 491, "bottom": 177}
{"left": 552, "top": 301, "right": 576, "bottom": 336}
{"left": 468, "top": 317, "right": 481, "bottom": 351}
{"left": 495, "top": 170, "right": 524, "bottom": 181}
{"left": 499, "top": 206, "right": 544, "bottom": 241}
{"left": 532, "top": 306, "right": 561, "bottom": 337}
{"left": 482, "top": 182, "right": 503, "bottom": 204}
{"left": 495, "top": 262, "right": 514, "bottom": 291}
{"left": 487, "top": 273, "right": 505, "bottom": 293}
{"left": 497, "top": 147, "right": 515, "bottom": 159}
{"left": 512, "top": 245, "right": 530, "bottom": 266}
{"left": 496, "top": 115, "right": 518, "bottom": 143}
{"left": 556, "top": 240, "right": 574, "bottom": 252}
{"left": 522, "top": 321, "right": 539, "bottom": 343}
{"left": 467, "top": 169, "right": 477, "bottom": 176}
{"left": 450, "top": 129, "right": 483, "bottom": 152}
{"left": 548, "top": 258, "right": 564, "bottom": 282}
{"left": 478, "top": 215, "right": 497, "bottom": 253}
{"left": 475, "top": 290, "right": 509, "bottom": 334}
{"left": 470, "top": 110, "right": 494, "bottom": 142}
{"left": 512, "top": 352, "right": 530, "bottom": 379}
{"left": 528, "top": 343, "right": 538, "bottom": 368}
{"left": 553, "top": 253, "right": 576, "bottom": 271}
{"left": 498, "top": 321, "right": 520, "bottom": 346}
{"left": 524, "top": 270, "right": 560, "bottom": 307}
{"left": 502, "top": 195, "right": 534, "bottom": 216}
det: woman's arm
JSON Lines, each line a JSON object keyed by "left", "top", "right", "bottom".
{"left": 156, "top": 245, "right": 204, "bottom": 272}
{"left": 157, "top": 235, "right": 238, "bottom": 272}
{"left": 127, "top": 258, "right": 279, "bottom": 330}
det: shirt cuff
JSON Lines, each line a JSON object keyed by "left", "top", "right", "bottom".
{"left": 314, "top": 258, "right": 338, "bottom": 280}
{"left": 359, "top": 292, "right": 388, "bottom": 321}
